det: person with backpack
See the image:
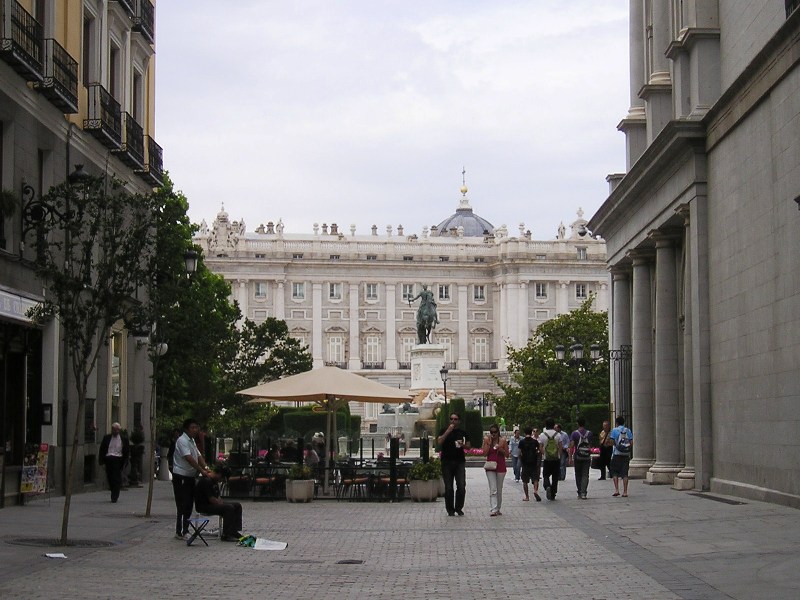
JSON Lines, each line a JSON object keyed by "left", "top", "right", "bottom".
{"left": 609, "top": 415, "right": 634, "bottom": 497}
{"left": 538, "top": 417, "right": 562, "bottom": 500}
{"left": 569, "top": 417, "right": 593, "bottom": 499}
{"left": 518, "top": 426, "right": 541, "bottom": 501}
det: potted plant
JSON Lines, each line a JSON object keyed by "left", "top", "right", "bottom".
{"left": 285, "top": 464, "right": 314, "bottom": 503}
{"left": 408, "top": 459, "right": 442, "bottom": 502}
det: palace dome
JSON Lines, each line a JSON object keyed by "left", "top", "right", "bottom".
{"left": 434, "top": 186, "right": 494, "bottom": 237}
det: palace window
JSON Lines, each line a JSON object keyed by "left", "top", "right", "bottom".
{"left": 535, "top": 283, "right": 548, "bottom": 299}
{"left": 292, "top": 282, "right": 305, "bottom": 300}
{"left": 366, "top": 283, "right": 378, "bottom": 301}
{"left": 364, "top": 336, "right": 382, "bottom": 363}
{"left": 402, "top": 284, "right": 415, "bottom": 301}
{"left": 473, "top": 285, "right": 486, "bottom": 302}
{"left": 575, "top": 283, "right": 587, "bottom": 299}
{"left": 473, "top": 337, "right": 488, "bottom": 363}
{"left": 329, "top": 282, "right": 342, "bottom": 300}
{"left": 438, "top": 284, "right": 451, "bottom": 301}
{"left": 254, "top": 282, "right": 267, "bottom": 298}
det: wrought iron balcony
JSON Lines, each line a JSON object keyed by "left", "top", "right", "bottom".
{"left": 398, "top": 362, "right": 411, "bottom": 370}
{"left": 112, "top": 112, "right": 145, "bottom": 169}
{"left": 110, "top": 0, "right": 135, "bottom": 18}
{"left": 470, "top": 361, "right": 498, "bottom": 370}
{"left": 361, "top": 361, "right": 384, "bottom": 370}
{"left": 33, "top": 38, "right": 78, "bottom": 113}
{"left": 324, "top": 361, "right": 348, "bottom": 369}
{"left": 83, "top": 83, "right": 122, "bottom": 149}
{"left": 0, "top": 0, "right": 43, "bottom": 82}
{"left": 131, "top": 0, "right": 155, "bottom": 45}
{"left": 136, "top": 136, "right": 163, "bottom": 187}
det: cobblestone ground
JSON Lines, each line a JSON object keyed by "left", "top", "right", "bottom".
{"left": 0, "top": 468, "right": 798, "bottom": 599}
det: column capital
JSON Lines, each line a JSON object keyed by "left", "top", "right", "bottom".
{"left": 647, "top": 228, "right": 682, "bottom": 247}
{"left": 626, "top": 248, "right": 655, "bottom": 265}
{"left": 609, "top": 264, "right": 631, "bottom": 279}
{"left": 675, "top": 203, "right": 691, "bottom": 226}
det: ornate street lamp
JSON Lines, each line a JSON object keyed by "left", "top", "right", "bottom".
{"left": 555, "top": 343, "right": 601, "bottom": 423}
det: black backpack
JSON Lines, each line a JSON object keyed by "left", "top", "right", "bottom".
{"left": 575, "top": 431, "right": 591, "bottom": 460}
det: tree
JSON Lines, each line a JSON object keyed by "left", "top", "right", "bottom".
{"left": 26, "top": 171, "right": 158, "bottom": 544}
{"left": 212, "top": 318, "right": 313, "bottom": 443}
{"left": 495, "top": 296, "right": 609, "bottom": 431}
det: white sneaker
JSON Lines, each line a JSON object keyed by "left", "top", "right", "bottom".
{"left": 174, "top": 533, "right": 185, "bottom": 540}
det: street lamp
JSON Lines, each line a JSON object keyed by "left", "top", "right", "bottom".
{"left": 439, "top": 367, "right": 449, "bottom": 415}
{"left": 554, "top": 343, "right": 600, "bottom": 423}
{"left": 183, "top": 248, "right": 199, "bottom": 276}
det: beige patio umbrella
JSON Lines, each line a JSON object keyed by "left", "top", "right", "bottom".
{"left": 239, "top": 366, "right": 412, "bottom": 491}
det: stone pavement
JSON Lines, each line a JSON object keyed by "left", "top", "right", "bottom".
{"left": 0, "top": 468, "right": 798, "bottom": 599}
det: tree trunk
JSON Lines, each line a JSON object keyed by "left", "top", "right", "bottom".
{"left": 59, "top": 392, "right": 85, "bottom": 545}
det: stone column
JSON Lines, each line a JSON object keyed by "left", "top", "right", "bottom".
{"left": 312, "top": 283, "right": 323, "bottom": 367}
{"left": 505, "top": 283, "right": 519, "bottom": 349}
{"left": 518, "top": 282, "right": 529, "bottom": 346}
{"left": 596, "top": 280, "right": 609, "bottom": 313}
{"left": 274, "top": 281, "right": 285, "bottom": 320}
{"left": 492, "top": 284, "right": 504, "bottom": 370}
{"left": 348, "top": 283, "right": 360, "bottom": 370}
{"left": 237, "top": 280, "right": 248, "bottom": 324}
{"left": 647, "top": 231, "right": 683, "bottom": 484}
{"left": 556, "top": 281, "right": 570, "bottom": 315}
{"left": 457, "top": 285, "right": 469, "bottom": 370}
{"left": 627, "top": 249, "right": 655, "bottom": 478}
{"left": 619, "top": 0, "right": 648, "bottom": 168}
{"left": 385, "top": 284, "right": 398, "bottom": 370}
{"left": 643, "top": 0, "right": 674, "bottom": 143}
{"left": 674, "top": 206, "right": 695, "bottom": 489}
{"left": 610, "top": 266, "right": 631, "bottom": 421}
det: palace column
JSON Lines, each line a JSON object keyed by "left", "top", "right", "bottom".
{"left": 556, "top": 280, "right": 570, "bottom": 315}
{"left": 627, "top": 249, "right": 655, "bottom": 478}
{"left": 647, "top": 231, "right": 683, "bottom": 484}
{"left": 518, "top": 282, "right": 529, "bottom": 346}
{"left": 610, "top": 266, "right": 631, "bottom": 419}
{"left": 457, "top": 284, "right": 469, "bottom": 370}
{"left": 348, "top": 283, "right": 360, "bottom": 370}
{"left": 385, "top": 284, "right": 398, "bottom": 370}
{"left": 274, "top": 280, "right": 285, "bottom": 320}
{"left": 312, "top": 282, "right": 323, "bottom": 367}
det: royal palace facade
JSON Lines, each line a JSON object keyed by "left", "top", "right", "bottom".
{"left": 196, "top": 190, "right": 609, "bottom": 428}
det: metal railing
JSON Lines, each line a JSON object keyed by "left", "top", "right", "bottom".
{"left": 110, "top": 0, "right": 135, "bottom": 17}
{"left": 34, "top": 38, "right": 78, "bottom": 113}
{"left": 83, "top": 83, "right": 122, "bottom": 148}
{"left": 0, "top": 0, "right": 43, "bottom": 80}
{"left": 470, "top": 361, "right": 498, "bottom": 370}
{"left": 324, "top": 361, "right": 347, "bottom": 369}
{"left": 132, "top": 0, "right": 155, "bottom": 44}
{"left": 361, "top": 361, "right": 384, "bottom": 370}
{"left": 136, "top": 135, "right": 163, "bottom": 186}
{"left": 114, "top": 112, "right": 145, "bottom": 168}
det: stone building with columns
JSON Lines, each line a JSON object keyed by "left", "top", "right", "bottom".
{"left": 196, "top": 188, "right": 608, "bottom": 429}
{"left": 589, "top": 3, "right": 800, "bottom": 507}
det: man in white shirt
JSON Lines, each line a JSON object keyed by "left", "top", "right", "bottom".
{"left": 172, "top": 418, "right": 211, "bottom": 540}
{"left": 555, "top": 424, "right": 571, "bottom": 481}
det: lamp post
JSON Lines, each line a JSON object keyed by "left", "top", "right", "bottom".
{"left": 439, "top": 367, "right": 449, "bottom": 416}
{"left": 554, "top": 342, "right": 600, "bottom": 423}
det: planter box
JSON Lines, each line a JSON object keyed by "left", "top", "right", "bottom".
{"left": 409, "top": 479, "right": 439, "bottom": 502}
{"left": 286, "top": 479, "right": 314, "bottom": 503}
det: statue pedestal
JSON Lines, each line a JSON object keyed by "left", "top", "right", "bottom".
{"left": 410, "top": 344, "right": 446, "bottom": 392}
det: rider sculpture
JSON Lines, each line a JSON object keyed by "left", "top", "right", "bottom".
{"left": 409, "top": 284, "right": 439, "bottom": 344}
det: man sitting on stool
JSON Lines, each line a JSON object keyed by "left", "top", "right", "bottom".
{"left": 194, "top": 465, "right": 243, "bottom": 542}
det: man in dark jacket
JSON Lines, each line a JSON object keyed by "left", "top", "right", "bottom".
{"left": 98, "top": 422, "right": 130, "bottom": 503}
{"left": 194, "top": 466, "right": 243, "bottom": 541}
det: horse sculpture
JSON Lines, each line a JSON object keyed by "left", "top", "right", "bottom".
{"left": 410, "top": 284, "right": 439, "bottom": 344}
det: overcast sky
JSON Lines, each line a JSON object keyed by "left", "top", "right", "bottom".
{"left": 155, "top": 1, "right": 630, "bottom": 239}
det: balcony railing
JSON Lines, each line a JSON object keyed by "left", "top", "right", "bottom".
{"left": 110, "top": 0, "right": 135, "bottom": 18}
{"left": 131, "top": 0, "right": 155, "bottom": 45}
{"left": 83, "top": 83, "right": 122, "bottom": 149}
{"left": 33, "top": 38, "right": 78, "bottom": 113}
{"left": 361, "top": 361, "right": 384, "bottom": 370}
{"left": 0, "top": 0, "right": 43, "bottom": 81}
{"left": 324, "top": 361, "right": 347, "bottom": 369}
{"left": 397, "top": 362, "right": 411, "bottom": 370}
{"left": 113, "top": 112, "right": 145, "bottom": 169}
{"left": 443, "top": 362, "right": 456, "bottom": 370}
{"left": 470, "top": 361, "right": 498, "bottom": 370}
{"left": 136, "top": 136, "right": 163, "bottom": 187}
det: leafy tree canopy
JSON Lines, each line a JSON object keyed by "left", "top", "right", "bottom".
{"left": 494, "top": 296, "right": 609, "bottom": 432}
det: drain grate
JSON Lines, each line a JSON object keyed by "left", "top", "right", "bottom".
{"left": 688, "top": 492, "right": 746, "bottom": 505}
{"left": 336, "top": 559, "right": 364, "bottom": 564}
{"left": 7, "top": 538, "right": 116, "bottom": 548}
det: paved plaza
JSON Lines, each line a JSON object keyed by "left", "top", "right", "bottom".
{"left": 0, "top": 467, "right": 798, "bottom": 599}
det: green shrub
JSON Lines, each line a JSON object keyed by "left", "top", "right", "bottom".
{"left": 408, "top": 458, "right": 442, "bottom": 481}
{"left": 286, "top": 464, "right": 313, "bottom": 480}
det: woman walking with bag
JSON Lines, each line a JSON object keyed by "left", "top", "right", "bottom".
{"left": 482, "top": 425, "right": 509, "bottom": 516}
